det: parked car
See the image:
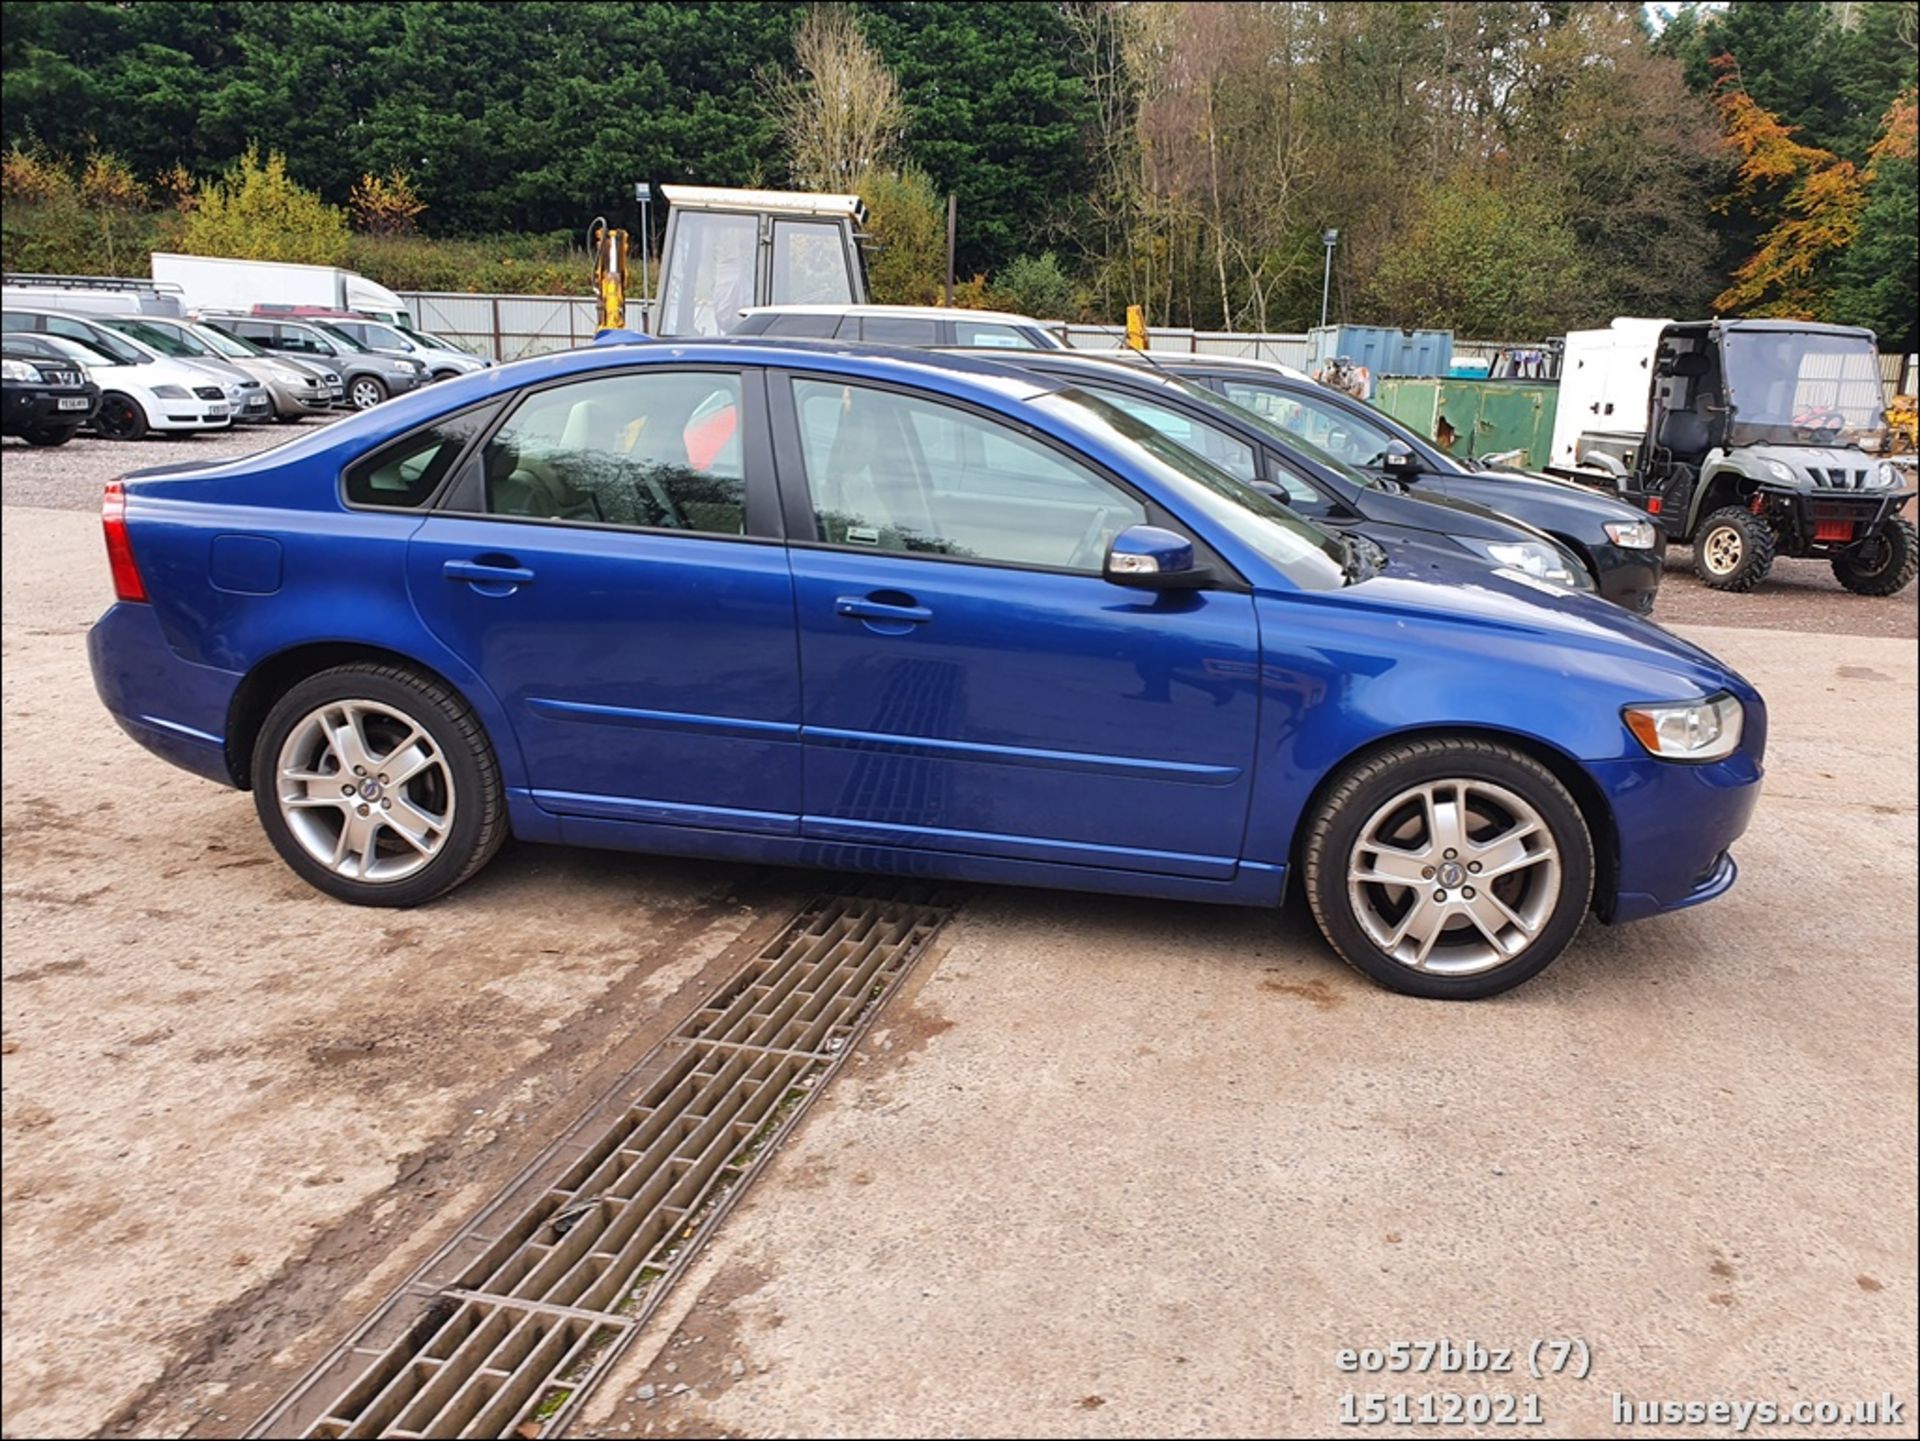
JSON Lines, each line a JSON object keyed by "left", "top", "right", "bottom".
{"left": 1, "top": 330, "right": 230, "bottom": 439}
{"left": 97, "top": 316, "right": 276, "bottom": 424}
{"left": 3, "top": 305, "right": 263, "bottom": 425}
{"left": 963, "top": 347, "right": 1604, "bottom": 601}
{"left": 88, "top": 339, "right": 1765, "bottom": 1000}
{"left": 200, "top": 313, "right": 426, "bottom": 411}
{"left": 2, "top": 341, "right": 99, "bottom": 445}
{"left": 164, "top": 316, "right": 344, "bottom": 417}
{"left": 733, "top": 303, "right": 1067, "bottom": 350}
{"left": 1138, "top": 352, "right": 1667, "bottom": 612}
{"left": 251, "top": 307, "right": 492, "bottom": 379}
{"left": 109, "top": 313, "right": 335, "bottom": 420}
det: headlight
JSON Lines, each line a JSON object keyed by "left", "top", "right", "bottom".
{"left": 1465, "top": 538, "right": 1588, "bottom": 590}
{"left": 2, "top": 358, "right": 42, "bottom": 382}
{"left": 1623, "top": 693, "right": 1744, "bottom": 762}
{"left": 223, "top": 382, "right": 243, "bottom": 401}
{"left": 1604, "top": 519, "right": 1659, "bottom": 549}
{"left": 1875, "top": 461, "right": 1898, "bottom": 488}
{"left": 1763, "top": 458, "right": 1795, "bottom": 483}
{"left": 151, "top": 384, "right": 189, "bottom": 399}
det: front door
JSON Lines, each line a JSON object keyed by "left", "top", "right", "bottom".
{"left": 774, "top": 374, "right": 1262, "bottom": 878}
{"left": 405, "top": 367, "right": 802, "bottom": 833}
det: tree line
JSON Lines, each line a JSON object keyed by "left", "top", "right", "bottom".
{"left": 2, "top": 1, "right": 1915, "bottom": 347}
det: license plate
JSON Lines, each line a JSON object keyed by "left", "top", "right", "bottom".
{"left": 56, "top": 397, "right": 90, "bottom": 410}
{"left": 328, "top": 388, "right": 345, "bottom": 399}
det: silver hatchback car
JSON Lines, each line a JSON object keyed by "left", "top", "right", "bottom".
{"left": 107, "top": 315, "right": 338, "bottom": 420}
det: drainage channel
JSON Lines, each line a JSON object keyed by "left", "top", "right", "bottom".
{"left": 252, "top": 881, "right": 959, "bottom": 1441}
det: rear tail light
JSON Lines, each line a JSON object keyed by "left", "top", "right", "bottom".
{"left": 101, "top": 482, "right": 147, "bottom": 602}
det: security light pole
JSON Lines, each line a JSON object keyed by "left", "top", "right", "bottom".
{"left": 1319, "top": 228, "right": 1339, "bottom": 329}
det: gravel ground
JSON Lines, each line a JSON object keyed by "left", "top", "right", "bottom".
{"left": 4, "top": 419, "right": 1913, "bottom": 642}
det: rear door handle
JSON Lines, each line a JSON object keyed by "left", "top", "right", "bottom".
{"left": 444, "top": 557, "right": 536, "bottom": 591}
{"left": 835, "top": 595, "right": 932, "bottom": 623}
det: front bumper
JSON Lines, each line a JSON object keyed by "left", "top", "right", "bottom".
{"left": 3, "top": 381, "right": 100, "bottom": 432}
{"left": 1587, "top": 539, "right": 1663, "bottom": 615}
{"left": 88, "top": 601, "right": 243, "bottom": 787}
{"left": 1591, "top": 743, "right": 1765, "bottom": 923}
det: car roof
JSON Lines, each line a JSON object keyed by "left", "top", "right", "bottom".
{"left": 580, "top": 335, "right": 1066, "bottom": 399}
{"left": 1130, "top": 351, "right": 1319, "bottom": 383}
{"left": 738, "top": 303, "right": 1052, "bottom": 327}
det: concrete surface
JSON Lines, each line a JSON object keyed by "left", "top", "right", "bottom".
{"left": 2, "top": 488, "right": 1915, "bottom": 1439}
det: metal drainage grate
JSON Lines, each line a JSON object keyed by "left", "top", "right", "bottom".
{"left": 253, "top": 882, "right": 957, "bottom": 1440}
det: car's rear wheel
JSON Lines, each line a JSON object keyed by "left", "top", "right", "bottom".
{"left": 1832, "top": 518, "right": 1917, "bottom": 597}
{"left": 348, "top": 375, "right": 388, "bottom": 411}
{"left": 94, "top": 392, "right": 148, "bottom": 441}
{"left": 1694, "top": 506, "right": 1774, "bottom": 592}
{"left": 252, "top": 664, "right": 506, "bottom": 906}
{"left": 22, "top": 426, "right": 78, "bottom": 447}
{"left": 1303, "top": 738, "right": 1594, "bottom": 1000}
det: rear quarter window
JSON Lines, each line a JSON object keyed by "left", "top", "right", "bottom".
{"left": 343, "top": 408, "right": 491, "bottom": 509}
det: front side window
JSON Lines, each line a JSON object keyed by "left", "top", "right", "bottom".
{"left": 344, "top": 410, "right": 490, "bottom": 509}
{"left": 953, "top": 321, "right": 1026, "bottom": 349}
{"left": 474, "top": 371, "right": 746, "bottom": 534}
{"left": 791, "top": 378, "right": 1146, "bottom": 571}
{"left": 1080, "top": 384, "right": 1258, "bottom": 483}
{"left": 1219, "top": 379, "right": 1396, "bottom": 471}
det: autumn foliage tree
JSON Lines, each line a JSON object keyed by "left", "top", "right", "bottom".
{"left": 349, "top": 167, "right": 426, "bottom": 237}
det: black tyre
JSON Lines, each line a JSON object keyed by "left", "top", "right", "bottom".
{"left": 251, "top": 664, "right": 507, "bottom": 906}
{"left": 1303, "top": 737, "right": 1595, "bottom": 1000}
{"left": 1832, "top": 517, "right": 1917, "bottom": 597}
{"left": 1693, "top": 505, "right": 1775, "bottom": 592}
{"left": 22, "top": 426, "right": 78, "bottom": 447}
{"left": 347, "top": 374, "right": 388, "bottom": 411}
{"left": 94, "top": 392, "right": 148, "bottom": 441}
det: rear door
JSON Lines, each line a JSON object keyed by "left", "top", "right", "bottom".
{"left": 773, "top": 372, "right": 1262, "bottom": 877}
{"left": 404, "top": 366, "right": 803, "bottom": 833}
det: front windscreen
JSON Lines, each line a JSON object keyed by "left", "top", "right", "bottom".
{"left": 1035, "top": 388, "right": 1349, "bottom": 590}
{"left": 1722, "top": 330, "right": 1887, "bottom": 447}
{"left": 113, "top": 319, "right": 208, "bottom": 358}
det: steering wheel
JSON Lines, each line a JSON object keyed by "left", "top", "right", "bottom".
{"left": 1069, "top": 506, "right": 1122, "bottom": 573}
{"left": 1792, "top": 406, "right": 1846, "bottom": 439}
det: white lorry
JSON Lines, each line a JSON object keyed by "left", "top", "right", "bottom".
{"left": 149, "top": 254, "right": 411, "bottom": 327}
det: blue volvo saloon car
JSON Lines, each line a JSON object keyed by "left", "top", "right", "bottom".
{"left": 87, "top": 340, "right": 1765, "bottom": 999}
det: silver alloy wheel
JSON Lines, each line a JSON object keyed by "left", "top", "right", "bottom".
{"left": 1702, "top": 524, "right": 1743, "bottom": 575}
{"left": 275, "top": 699, "right": 454, "bottom": 883}
{"left": 349, "top": 377, "right": 384, "bottom": 410}
{"left": 1346, "top": 778, "right": 1561, "bottom": 976}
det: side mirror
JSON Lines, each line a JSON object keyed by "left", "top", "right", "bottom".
{"left": 1382, "top": 443, "right": 1420, "bottom": 475}
{"left": 1104, "top": 524, "right": 1212, "bottom": 589}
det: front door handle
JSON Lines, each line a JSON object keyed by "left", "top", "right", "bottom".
{"left": 835, "top": 594, "right": 932, "bottom": 624}
{"left": 444, "top": 556, "right": 535, "bottom": 593}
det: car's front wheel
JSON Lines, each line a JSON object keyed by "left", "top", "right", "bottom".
{"left": 348, "top": 375, "right": 388, "bottom": 411}
{"left": 93, "top": 392, "right": 148, "bottom": 441}
{"left": 1694, "top": 506, "right": 1775, "bottom": 592}
{"left": 1303, "top": 738, "right": 1595, "bottom": 1000}
{"left": 252, "top": 664, "right": 507, "bottom": 906}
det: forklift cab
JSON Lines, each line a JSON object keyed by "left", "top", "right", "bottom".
{"left": 650, "top": 186, "right": 870, "bottom": 339}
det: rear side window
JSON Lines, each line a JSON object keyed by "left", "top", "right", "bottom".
{"left": 858, "top": 316, "right": 939, "bottom": 345}
{"left": 762, "top": 313, "right": 840, "bottom": 339}
{"left": 473, "top": 371, "right": 747, "bottom": 535}
{"left": 344, "top": 410, "right": 489, "bottom": 509}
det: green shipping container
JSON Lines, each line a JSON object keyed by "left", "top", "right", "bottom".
{"left": 1372, "top": 377, "right": 1560, "bottom": 471}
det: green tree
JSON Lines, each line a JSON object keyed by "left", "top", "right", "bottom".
{"left": 178, "top": 143, "right": 350, "bottom": 264}
{"left": 1828, "top": 90, "right": 1920, "bottom": 348}
{"left": 1366, "top": 182, "right": 1590, "bottom": 337}
{"left": 992, "top": 252, "right": 1078, "bottom": 319}
{"left": 858, "top": 165, "right": 947, "bottom": 305}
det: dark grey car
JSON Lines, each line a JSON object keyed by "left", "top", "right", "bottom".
{"left": 203, "top": 315, "right": 427, "bottom": 411}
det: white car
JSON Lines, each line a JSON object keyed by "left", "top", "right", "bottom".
{"left": 17, "top": 332, "right": 232, "bottom": 440}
